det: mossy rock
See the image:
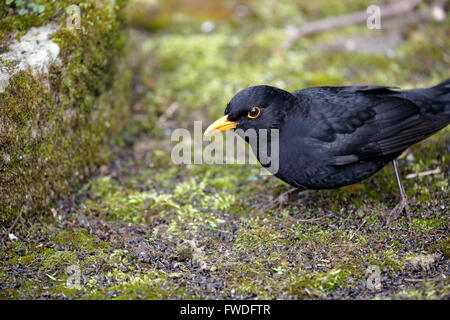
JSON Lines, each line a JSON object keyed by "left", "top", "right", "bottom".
{"left": 0, "top": 0, "right": 131, "bottom": 226}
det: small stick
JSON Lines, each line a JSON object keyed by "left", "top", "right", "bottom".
{"left": 2, "top": 213, "right": 21, "bottom": 242}
{"left": 405, "top": 168, "right": 441, "bottom": 179}
{"left": 158, "top": 101, "right": 179, "bottom": 123}
{"left": 284, "top": 0, "right": 422, "bottom": 49}
{"left": 404, "top": 277, "right": 442, "bottom": 282}
{"left": 348, "top": 218, "right": 367, "bottom": 241}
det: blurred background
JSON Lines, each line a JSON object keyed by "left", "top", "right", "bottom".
{"left": 124, "top": 0, "right": 450, "bottom": 136}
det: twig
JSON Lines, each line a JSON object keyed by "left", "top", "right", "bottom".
{"left": 284, "top": 0, "right": 422, "bottom": 49}
{"left": 404, "top": 277, "right": 443, "bottom": 282}
{"left": 158, "top": 101, "right": 179, "bottom": 124}
{"left": 405, "top": 168, "right": 441, "bottom": 179}
{"left": 2, "top": 212, "right": 21, "bottom": 242}
{"left": 46, "top": 273, "right": 57, "bottom": 281}
{"left": 348, "top": 218, "right": 367, "bottom": 241}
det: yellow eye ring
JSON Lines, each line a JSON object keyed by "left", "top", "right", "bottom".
{"left": 248, "top": 106, "right": 261, "bottom": 119}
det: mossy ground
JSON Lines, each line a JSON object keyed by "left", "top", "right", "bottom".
{"left": 1, "top": 0, "right": 449, "bottom": 299}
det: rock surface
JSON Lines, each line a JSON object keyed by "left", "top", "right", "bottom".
{"left": 0, "top": 1, "right": 131, "bottom": 226}
{"left": 0, "top": 25, "right": 60, "bottom": 92}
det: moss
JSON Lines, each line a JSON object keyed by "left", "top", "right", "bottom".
{"left": 392, "top": 282, "right": 450, "bottom": 300}
{"left": 81, "top": 269, "right": 188, "bottom": 299}
{"left": 0, "top": 0, "right": 63, "bottom": 46}
{"left": 430, "top": 238, "right": 450, "bottom": 259}
{"left": 0, "top": 0, "right": 132, "bottom": 227}
{"left": 82, "top": 176, "right": 180, "bottom": 224}
{"left": 288, "top": 268, "right": 353, "bottom": 298}
{"left": 41, "top": 250, "right": 78, "bottom": 271}
{"left": 411, "top": 218, "right": 446, "bottom": 233}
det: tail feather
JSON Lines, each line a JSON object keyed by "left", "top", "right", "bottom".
{"left": 422, "top": 79, "right": 450, "bottom": 114}
{"left": 401, "top": 79, "right": 450, "bottom": 115}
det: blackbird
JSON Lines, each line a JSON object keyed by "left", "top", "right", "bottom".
{"left": 204, "top": 79, "right": 450, "bottom": 222}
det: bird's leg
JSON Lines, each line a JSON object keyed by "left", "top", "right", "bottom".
{"left": 253, "top": 187, "right": 307, "bottom": 215}
{"left": 385, "top": 160, "right": 411, "bottom": 225}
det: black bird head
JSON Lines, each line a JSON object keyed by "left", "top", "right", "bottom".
{"left": 204, "top": 85, "right": 296, "bottom": 136}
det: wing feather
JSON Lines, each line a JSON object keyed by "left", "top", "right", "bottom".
{"left": 301, "top": 88, "right": 448, "bottom": 165}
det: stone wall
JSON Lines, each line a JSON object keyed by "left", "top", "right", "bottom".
{"left": 0, "top": 0, "right": 131, "bottom": 226}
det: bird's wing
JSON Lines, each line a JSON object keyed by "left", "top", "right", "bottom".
{"left": 302, "top": 87, "right": 448, "bottom": 165}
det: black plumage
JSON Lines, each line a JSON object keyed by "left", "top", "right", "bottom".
{"left": 205, "top": 79, "right": 450, "bottom": 221}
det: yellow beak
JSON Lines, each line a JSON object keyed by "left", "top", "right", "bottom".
{"left": 204, "top": 115, "right": 238, "bottom": 136}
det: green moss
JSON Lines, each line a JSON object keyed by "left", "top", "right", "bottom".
{"left": 82, "top": 176, "right": 179, "bottom": 224}
{"left": 83, "top": 269, "right": 188, "bottom": 299}
{"left": 1, "top": 0, "right": 62, "bottom": 46}
{"left": 411, "top": 218, "right": 446, "bottom": 233}
{"left": 430, "top": 238, "right": 450, "bottom": 259}
{"left": 289, "top": 268, "right": 353, "bottom": 298}
{"left": 392, "top": 282, "right": 450, "bottom": 300}
{"left": 41, "top": 250, "right": 78, "bottom": 271}
{"left": 0, "top": 0, "right": 131, "bottom": 227}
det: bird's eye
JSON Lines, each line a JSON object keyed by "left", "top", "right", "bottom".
{"left": 248, "top": 107, "right": 261, "bottom": 119}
